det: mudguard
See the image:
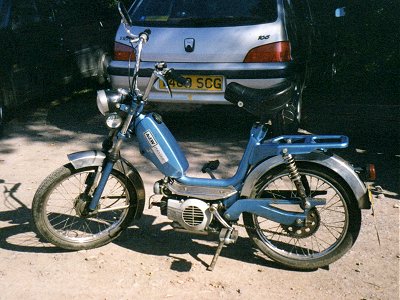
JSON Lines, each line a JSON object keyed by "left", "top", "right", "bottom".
{"left": 241, "top": 151, "right": 370, "bottom": 209}
{"left": 67, "top": 150, "right": 146, "bottom": 219}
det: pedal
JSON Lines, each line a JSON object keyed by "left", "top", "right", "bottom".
{"left": 201, "top": 160, "right": 220, "bottom": 179}
{"left": 223, "top": 228, "right": 238, "bottom": 244}
{"left": 148, "top": 194, "right": 160, "bottom": 209}
{"left": 148, "top": 194, "right": 168, "bottom": 215}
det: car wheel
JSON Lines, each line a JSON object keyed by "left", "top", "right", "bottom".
{"left": 96, "top": 50, "right": 111, "bottom": 85}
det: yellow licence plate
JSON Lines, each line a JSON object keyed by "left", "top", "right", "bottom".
{"left": 159, "top": 75, "right": 223, "bottom": 91}
{"left": 368, "top": 186, "right": 374, "bottom": 206}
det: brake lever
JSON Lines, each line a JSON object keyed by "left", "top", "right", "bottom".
{"left": 155, "top": 73, "right": 172, "bottom": 97}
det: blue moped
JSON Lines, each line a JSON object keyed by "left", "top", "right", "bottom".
{"left": 32, "top": 3, "right": 372, "bottom": 270}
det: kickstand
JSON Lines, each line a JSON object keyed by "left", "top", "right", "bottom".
{"left": 207, "top": 238, "right": 225, "bottom": 271}
{"left": 207, "top": 228, "right": 237, "bottom": 271}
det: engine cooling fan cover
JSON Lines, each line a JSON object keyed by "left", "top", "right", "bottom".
{"left": 167, "top": 198, "right": 212, "bottom": 231}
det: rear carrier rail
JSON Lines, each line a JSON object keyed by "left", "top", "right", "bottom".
{"left": 250, "top": 135, "right": 349, "bottom": 164}
{"left": 270, "top": 135, "right": 349, "bottom": 152}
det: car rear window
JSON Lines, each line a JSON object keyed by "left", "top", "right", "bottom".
{"left": 129, "top": 0, "right": 278, "bottom": 27}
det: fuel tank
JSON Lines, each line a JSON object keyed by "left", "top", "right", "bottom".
{"left": 135, "top": 113, "right": 189, "bottom": 178}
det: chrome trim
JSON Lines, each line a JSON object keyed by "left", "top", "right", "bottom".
{"left": 68, "top": 151, "right": 106, "bottom": 169}
{"left": 241, "top": 152, "right": 370, "bottom": 209}
{"left": 209, "top": 205, "right": 233, "bottom": 229}
{"left": 96, "top": 90, "right": 109, "bottom": 115}
{"left": 168, "top": 180, "right": 237, "bottom": 201}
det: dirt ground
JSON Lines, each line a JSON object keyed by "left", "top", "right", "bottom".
{"left": 0, "top": 91, "right": 399, "bottom": 300}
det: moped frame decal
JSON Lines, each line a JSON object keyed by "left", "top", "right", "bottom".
{"left": 144, "top": 129, "right": 169, "bottom": 164}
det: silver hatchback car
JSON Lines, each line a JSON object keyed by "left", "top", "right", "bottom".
{"left": 108, "top": 0, "right": 314, "bottom": 132}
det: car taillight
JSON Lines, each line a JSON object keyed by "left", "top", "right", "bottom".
{"left": 244, "top": 41, "right": 292, "bottom": 63}
{"left": 113, "top": 42, "right": 136, "bottom": 61}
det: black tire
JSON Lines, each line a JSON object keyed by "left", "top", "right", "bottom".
{"left": 32, "top": 164, "right": 138, "bottom": 250}
{"left": 96, "top": 50, "right": 111, "bottom": 85}
{"left": 243, "top": 163, "right": 361, "bottom": 270}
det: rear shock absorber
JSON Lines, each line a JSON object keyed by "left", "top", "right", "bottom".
{"left": 282, "top": 149, "right": 310, "bottom": 209}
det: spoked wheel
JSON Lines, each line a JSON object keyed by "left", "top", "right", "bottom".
{"left": 32, "top": 164, "right": 137, "bottom": 250}
{"left": 243, "top": 163, "right": 361, "bottom": 270}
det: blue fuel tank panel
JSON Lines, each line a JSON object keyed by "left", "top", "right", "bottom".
{"left": 135, "top": 113, "right": 189, "bottom": 178}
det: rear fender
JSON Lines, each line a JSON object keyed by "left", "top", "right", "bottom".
{"left": 241, "top": 151, "right": 370, "bottom": 209}
{"left": 67, "top": 150, "right": 145, "bottom": 219}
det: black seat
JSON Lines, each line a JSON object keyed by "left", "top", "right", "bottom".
{"left": 224, "top": 81, "right": 294, "bottom": 120}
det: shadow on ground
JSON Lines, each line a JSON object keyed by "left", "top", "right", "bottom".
{"left": 0, "top": 187, "right": 312, "bottom": 273}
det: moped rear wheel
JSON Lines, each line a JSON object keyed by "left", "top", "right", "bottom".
{"left": 243, "top": 163, "right": 361, "bottom": 270}
{"left": 32, "top": 164, "right": 137, "bottom": 250}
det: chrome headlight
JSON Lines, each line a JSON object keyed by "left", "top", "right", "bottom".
{"left": 96, "top": 89, "right": 125, "bottom": 116}
{"left": 106, "top": 113, "right": 123, "bottom": 129}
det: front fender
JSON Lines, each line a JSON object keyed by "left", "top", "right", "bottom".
{"left": 67, "top": 150, "right": 146, "bottom": 219}
{"left": 241, "top": 152, "right": 370, "bottom": 209}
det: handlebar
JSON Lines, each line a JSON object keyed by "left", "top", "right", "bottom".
{"left": 139, "top": 29, "right": 151, "bottom": 43}
{"left": 123, "top": 26, "right": 191, "bottom": 101}
{"left": 125, "top": 29, "right": 151, "bottom": 44}
{"left": 130, "top": 29, "right": 151, "bottom": 90}
{"left": 142, "top": 66, "right": 190, "bottom": 101}
{"left": 165, "top": 69, "right": 191, "bottom": 87}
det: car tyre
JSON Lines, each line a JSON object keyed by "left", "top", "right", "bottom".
{"left": 96, "top": 50, "right": 111, "bottom": 85}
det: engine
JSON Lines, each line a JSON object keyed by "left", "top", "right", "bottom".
{"left": 166, "top": 199, "right": 213, "bottom": 231}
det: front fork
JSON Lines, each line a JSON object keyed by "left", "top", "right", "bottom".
{"left": 86, "top": 111, "right": 135, "bottom": 213}
{"left": 87, "top": 161, "right": 114, "bottom": 211}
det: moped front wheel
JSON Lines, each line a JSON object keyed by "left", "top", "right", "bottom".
{"left": 32, "top": 164, "right": 137, "bottom": 250}
{"left": 243, "top": 163, "right": 361, "bottom": 270}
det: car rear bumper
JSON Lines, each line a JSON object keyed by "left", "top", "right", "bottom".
{"left": 107, "top": 61, "right": 299, "bottom": 104}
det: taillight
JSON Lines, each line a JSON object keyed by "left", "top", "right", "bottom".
{"left": 113, "top": 42, "right": 136, "bottom": 61}
{"left": 244, "top": 41, "right": 292, "bottom": 63}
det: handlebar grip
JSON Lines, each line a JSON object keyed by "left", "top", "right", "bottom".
{"left": 165, "top": 69, "right": 191, "bottom": 87}
{"left": 139, "top": 29, "right": 151, "bottom": 42}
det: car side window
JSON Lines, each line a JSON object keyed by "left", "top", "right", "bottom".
{"left": 12, "top": 0, "right": 41, "bottom": 30}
